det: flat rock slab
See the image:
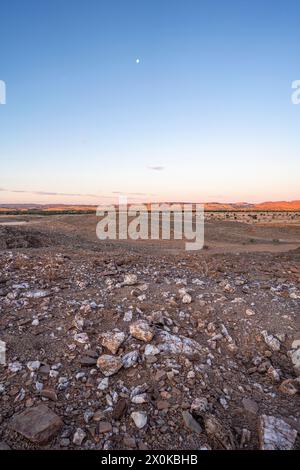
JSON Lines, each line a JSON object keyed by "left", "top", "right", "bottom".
{"left": 258, "top": 415, "right": 298, "bottom": 450}
{"left": 157, "top": 330, "right": 202, "bottom": 356}
{"left": 10, "top": 404, "right": 63, "bottom": 444}
{"left": 182, "top": 411, "right": 202, "bottom": 433}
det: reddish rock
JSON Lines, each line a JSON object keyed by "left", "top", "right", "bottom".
{"left": 97, "top": 354, "right": 123, "bottom": 376}
{"left": 40, "top": 388, "right": 58, "bottom": 402}
{"left": 10, "top": 405, "right": 62, "bottom": 444}
{"left": 279, "top": 379, "right": 298, "bottom": 396}
{"left": 101, "top": 329, "right": 126, "bottom": 354}
{"left": 99, "top": 421, "right": 112, "bottom": 434}
{"left": 130, "top": 320, "right": 154, "bottom": 342}
{"left": 156, "top": 400, "right": 169, "bottom": 410}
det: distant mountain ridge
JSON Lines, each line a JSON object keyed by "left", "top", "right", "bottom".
{"left": 203, "top": 200, "right": 300, "bottom": 211}
{"left": 1, "top": 200, "right": 300, "bottom": 211}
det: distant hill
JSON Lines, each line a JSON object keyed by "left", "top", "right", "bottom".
{"left": 0, "top": 200, "right": 300, "bottom": 212}
{"left": 203, "top": 200, "right": 300, "bottom": 211}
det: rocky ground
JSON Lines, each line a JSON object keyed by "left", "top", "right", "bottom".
{"left": 0, "top": 218, "right": 299, "bottom": 450}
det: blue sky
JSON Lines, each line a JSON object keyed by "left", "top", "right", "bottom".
{"left": 0, "top": 0, "right": 299, "bottom": 204}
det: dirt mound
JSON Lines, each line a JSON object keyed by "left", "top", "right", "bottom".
{"left": 0, "top": 227, "right": 55, "bottom": 250}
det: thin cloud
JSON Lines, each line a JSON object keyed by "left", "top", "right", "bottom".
{"left": 148, "top": 166, "right": 165, "bottom": 171}
{"left": 112, "top": 191, "right": 157, "bottom": 196}
{"left": 0, "top": 188, "right": 99, "bottom": 198}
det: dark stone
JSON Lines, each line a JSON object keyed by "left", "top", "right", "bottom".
{"left": 112, "top": 398, "right": 128, "bottom": 420}
{"left": 10, "top": 404, "right": 63, "bottom": 444}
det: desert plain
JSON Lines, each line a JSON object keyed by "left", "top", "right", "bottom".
{"left": 0, "top": 210, "right": 299, "bottom": 450}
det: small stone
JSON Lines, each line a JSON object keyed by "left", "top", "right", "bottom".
{"left": 36, "top": 381, "right": 43, "bottom": 392}
{"left": 122, "top": 350, "right": 139, "bottom": 368}
{"left": 73, "top": 313, "right": 84, "bottom": 330}
{"left": 131, "top": 411, "right": 147, "bottom": 429}
{"left": 264, "top": 350, "right": 272, "bottom": 358}
{"left": 49, "top": 370, "right": 59, "bottom": 379}
{"left": 145, "top": 355, "right": 157, "bottom": 364}
{"left": 73, "top": 428, "right": 86, "bottom": 446}
{"left": 74, "top": 332, "right": 89, "bottom": 344}
{"left": 156, "top": 400, "right": 169, "bottom": 410}
{"left": 131, "top": 393, "right": 148, "bottom": 404}
{"left": 130, "top": 320, "right": 154, "bottom": 342}
{"left": 223, "top": 283, "right": 235, "bottom": 293}
{"left": 98, "top": 377, "right": 109, "bottom": 390}
{"left": 246, "top": 308, "right": 255, "bottom": 316}
{"left": 60, "top": 438, "right": 70, "bottom": 447}
{"left": 182, "top": 411, "right": 202, "bottom": 433}
{"left": 123, "top": 274, "right": 138, "bottom": 286}
{"left": 191, "top": 397, "right": 209, "bottom": 414}
{"left": 123, "top": 436, "right": 136, "bottom": 448}
{"left": 93, "top": 410, "right": 105, "bottom": 422}
{"left": 26, "top": 361, "right": 41, "bottom": 372}
{"left": 10, "top": 405, "right": 62, "bottom": 444}
{"left": 240, "top": 428, "right": 251, "bottom": 448}
{"left": 291, "top": 339, "right": 300, "bottom": 349}
{"left": 105, "top": 394, "right": 113, "bottom": 407}
{"left": 40, "top": 388, "right": 58, "bottom": 401}
{"left": 157, "top": 330, "right": 202, "bottom": 356}
{"left": 39, "top": 364, "right": 50, "bottom": 375}
{"left": 84, "top": 410, "right": 94, "bottom": 424}
{"left": 8, "top": 361, "right": 22, "bottom": 373}
{"left": 275, "top": 333, "right": 285, "bottom": 342}
{"left": 279, "top": 379, "right": 298, "bottom": 396}
{"left": 242, "top": 398, "right": 259, "bottom": 415}
{"left": 155, "top": 370, "right": 166, "bottom": 381}
{"left": 290, "top": 292, "right": 300, "bottom": 299}
{"left": 144, "top": 344, "right": 160, "bottom": 356}
{"left": 131, "top": 383, "right": 148, "bottom": 398}
{"left": 85, "top": 349, "right": 98, "bottom": 358}
{"left": 112, "top": 398, "right": 128, "bottom": 420}
{"left": 261, "top": 331, "right": 281, "bottom": 352}
{"left": 267, "top": 366, "right": 280, "bottom": 382}
{"left": 258, "top": 415, "right": 297, "bottom": 450}
{"left": 204, "top": 414, "right": 235, "bottom": 449}
{"left": 75, "top": 372, "right": 85, "bottom": 381}
{"left": 80, "top": 356, "right": 97, "bottom": 366}
{"left": 101, "top": 329, "right": 126, "bottom": 354}
{"left": 99, "top": 421, "right": 112, "bottom": 434}
{"left": 182, "top": 293, "right": 192, "bottom": 304}
{"left": 97, "top": 354, "right": 123, "bottom": 376}
{"left": 290, "top": 348, "right": 300, "bottom": 375}
{"left": 24, "top": 289, "right": 50, "bottom": 299}
{"left": 123, "top": 310, "right": 133, "bottom": 322}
